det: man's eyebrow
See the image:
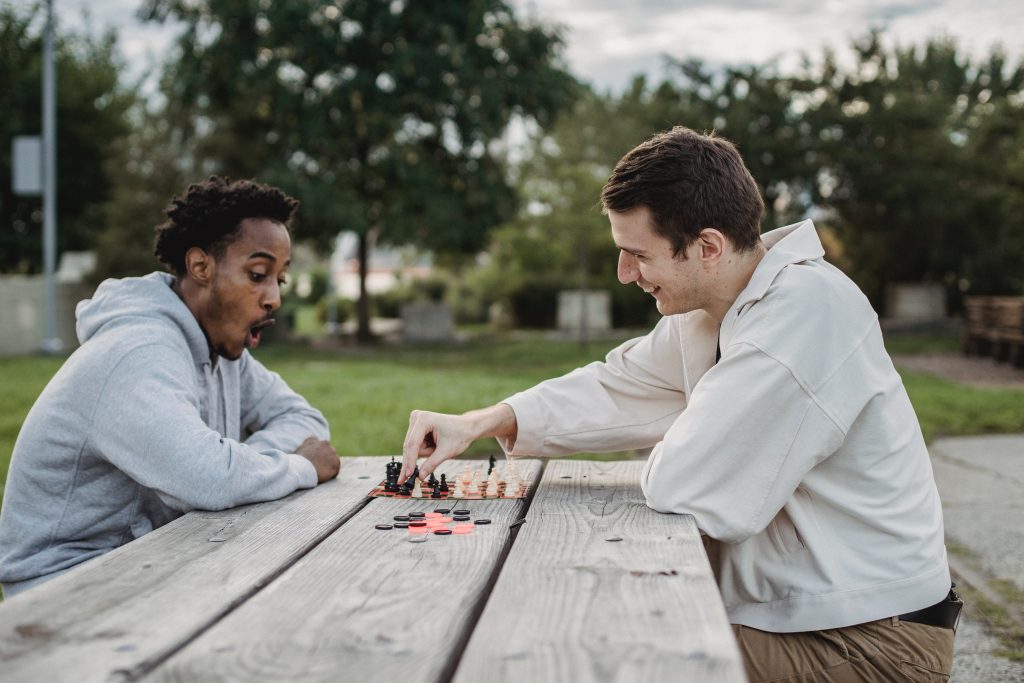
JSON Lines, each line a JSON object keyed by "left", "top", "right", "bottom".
{"left": 615, "top": 244, "right": 648, "bottom": 256}
{"left": 247, "top": 251, "right": 290, "bottom": 266}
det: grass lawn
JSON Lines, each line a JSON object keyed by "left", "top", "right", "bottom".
{"left": 3, "top": 331, "right": 1023, "bottom": 508}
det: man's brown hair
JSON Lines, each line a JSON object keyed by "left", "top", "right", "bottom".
{"left": 601, "top": 126, "right": 764, "bottom": 256}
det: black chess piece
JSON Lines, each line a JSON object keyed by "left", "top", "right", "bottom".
{"left": 399, "top": 464, "right": 419, "bottom": 495}
{"left": 427, "top": 472, "right": 438, "bottom": 489}
{"left": 488, "top": 455, "right": 496, "bottom": 475}
{"left": 439, "top": 473, "right": 449, "bottom": 493}
{"left": 431, "top": 478, "right": 442, "bottom": 498}
{"left": 384, "top": 457, "right": 401, "bottom": 493}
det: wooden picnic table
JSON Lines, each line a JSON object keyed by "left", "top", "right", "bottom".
{"left": 0, "top": 457, "right": 746, "bottom": 682}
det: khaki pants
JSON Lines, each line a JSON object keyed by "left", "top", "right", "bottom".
{"left": 732, "top": 617, "right": 955, "bottom": 682}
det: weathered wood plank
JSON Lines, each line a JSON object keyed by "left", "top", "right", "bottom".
{"left": 0, "top": 456, "right": 386, "bottom": 683}
{"left": 453, "top": 459, "right": 746, "bottom": 683}
{"left": 142, "top": 458, "right": 544, "bottom": 683}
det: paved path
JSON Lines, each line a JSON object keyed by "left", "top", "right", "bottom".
{"left": 893, "top": 353, "right": 1024, "bottom": 388}
{"left": 931, "top": 434, "right": 1024, "bottom": 682}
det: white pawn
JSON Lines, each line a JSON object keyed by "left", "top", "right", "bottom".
{"left": 504, "top": 470, "right": 520, "bottom": 497}
{"left": 504, "top": 475, "right": 519, "bottom": 498}
{"left": 411, "top": 478, "right": 423, "bottom": 498}
{"left": 461, "top": 464, "right": 472, "bottom": 486}
{"left": 485, "top": 470, "right": 499, "bottom": 497}
{"left": 467, "top": 468, "right": 481, "bottom": 496}
{"left": 453, "top": 478, "right": 466, "bottom": 498}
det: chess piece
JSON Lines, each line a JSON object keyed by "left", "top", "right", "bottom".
{"left": 467, "top": 468, "right": 481, "bottom": 496}
{"left": 439, "top": 473, "right": 450, "bottom": 493}
{"left": 412, "top": 478, "right": 423, "bottom": 499}
{"left": 504, "top": 475, "right": 519, "bottom": 498}
{"left": 384, "top": 457, "right": 401, "bottom": 492}
{"left": 431, "top": 479, "right": 442, "bottom": 498}
{"left": 485, "top": 470, "right": 499, "bottom": 497}
{"left": 487, "top": 454, "right": 496, "bottom": 475}
{"left": 461, "top": 464, "right": 472, "bottom": 486}
{"left": 428, "top": 472, "right": 438, "bottom": 489}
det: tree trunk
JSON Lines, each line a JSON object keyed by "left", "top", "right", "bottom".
{"left": 356, "top": 230, "right": 373, "bottom": 343}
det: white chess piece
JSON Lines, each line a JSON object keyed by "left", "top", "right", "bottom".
{"left": 453, "top": 478, "right": 466, "bottom": 498}
{"left": 411, "top": 478, "right": 423, "bottom": 499}
{"left": 504, "top": 472, "right": 520, "bottom": 497}
{"left": 485, "top": 470, "right": 499, "bottom": 497}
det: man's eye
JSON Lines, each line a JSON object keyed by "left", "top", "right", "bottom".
{"left": 277, "top": 277, "right": 287, "bottom": 287}
{"left": 250, "top": 272, "right": 267, "bottom": 282}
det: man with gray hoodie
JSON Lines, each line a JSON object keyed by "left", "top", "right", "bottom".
{"left": 0, "top": 177, "right": 339, "bottom": 599}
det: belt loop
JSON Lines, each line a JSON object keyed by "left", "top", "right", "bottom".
{"left": 891, "top": 616, "right": 900, "bottom": 627}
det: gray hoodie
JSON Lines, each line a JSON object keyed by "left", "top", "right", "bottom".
{"left": 0, "top": 272, "right": 325, "bottom": 596}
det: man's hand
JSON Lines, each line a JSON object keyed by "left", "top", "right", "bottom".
{"left": 296, "top": 436, "right": 340, "bottom": 483}
{"left": 400, "top": 405, "right": 518, "bottom": 483}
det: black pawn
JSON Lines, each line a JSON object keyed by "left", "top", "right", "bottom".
{"left": 431, "top": 479, "right": 442, "bottom": 498}
{"left": 439, "top": 473, "right": 449, "bottom": 493}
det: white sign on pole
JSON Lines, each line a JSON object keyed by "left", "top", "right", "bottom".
{"left": 13, "top": 135, "right": 43, "bottom": 196}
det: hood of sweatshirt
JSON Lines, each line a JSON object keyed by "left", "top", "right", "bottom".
{"left": 76, "top": 272, "right": 212, "bottom": 365}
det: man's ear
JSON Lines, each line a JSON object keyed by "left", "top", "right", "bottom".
{"left": 183, "top": 246, "right": 214, "bottom": 286}
{"left": 697, "top": 228, "right": 727, "bottom": 262}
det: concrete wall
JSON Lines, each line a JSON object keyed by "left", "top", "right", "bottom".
{"left": 557, "top": 290, "right": 611, "bottom": 332}
{"left": 0, "top": 276, "right": 94, "bottom": 356}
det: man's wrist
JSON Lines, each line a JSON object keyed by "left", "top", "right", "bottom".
{"left": 464, "top": 404, "right": 517, "bottom": 441}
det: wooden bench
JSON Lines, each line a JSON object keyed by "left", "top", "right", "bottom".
{"left": 0, "top": 457, "right": 745, "bottom": 682}
{"left": 962, "top": 295, "right": 1024, "bottom": 365}
{"left": 991, "top": 297, "right": 1024, "bottom": 366}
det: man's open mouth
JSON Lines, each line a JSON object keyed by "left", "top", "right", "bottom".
{"left": 246, "top": 318, "right": 276, "bottom": 348}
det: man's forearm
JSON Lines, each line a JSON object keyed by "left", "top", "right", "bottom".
{"left": 464, "top": 403, "right": 518, "bottom": 444}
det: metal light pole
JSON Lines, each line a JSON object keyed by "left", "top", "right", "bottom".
{"left": 41, "top": 0, "right": 62, "bottom": 353}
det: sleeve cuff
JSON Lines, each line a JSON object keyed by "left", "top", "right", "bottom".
{"left": 499, "top": 394, "right": 547, "bottom": 456}
{"left": 288, "top": 453, "right": 319, "bottom": 488}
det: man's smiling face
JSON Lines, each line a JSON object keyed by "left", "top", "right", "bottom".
{"left": 610, "top": 205, "right": 709, "bottom": 317}
{"left": 201, "top": 217, "right": 291, "bottom": 360}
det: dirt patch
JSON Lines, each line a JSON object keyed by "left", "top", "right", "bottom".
{"left": 893, "top": 353, "right": 1024, "bottom": 389}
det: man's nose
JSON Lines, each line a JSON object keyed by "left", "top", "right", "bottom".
{"left": 264, "top": 281, "right": 281, "bottom": 312}
{"left": 617, "top": 251, "right": 638, "bottom": 284}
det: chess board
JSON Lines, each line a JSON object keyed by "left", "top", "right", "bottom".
{"left": 368, "top": 479, "right": 529, "bottom": 500}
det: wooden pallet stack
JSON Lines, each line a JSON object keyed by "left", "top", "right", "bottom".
{"left": 962, "top": 296, "right": 1024, "bottom": 365}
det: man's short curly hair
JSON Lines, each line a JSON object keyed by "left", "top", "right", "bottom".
{"left": 153, "top": 176, "right": 299, "bottom": 275}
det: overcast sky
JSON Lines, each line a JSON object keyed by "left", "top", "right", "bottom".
{"left": 42, "top": 0, "right": 1024, "bottom": 93}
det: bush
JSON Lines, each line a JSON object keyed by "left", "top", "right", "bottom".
{"left": 611, "top": 284, "right": 660, "bottom": 329}
{"left": 509, "top": 279, "right": 561, "bottom": 328}
{"left": 316, "top": 296, "right": 354, "bottom": 325}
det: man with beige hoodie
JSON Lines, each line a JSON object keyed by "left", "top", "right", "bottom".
{"left": 400, "top": 127, "right": 959, "bottom": 682}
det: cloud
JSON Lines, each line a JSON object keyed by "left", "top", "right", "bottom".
{"left": 59, "top": 0, "right": 1024, "bottom": 96}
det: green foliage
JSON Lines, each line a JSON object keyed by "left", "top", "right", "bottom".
{"left": 90, "top": 110, "right": 192, "bottom": 282}
{"left": 142, "top": 0, "right": 579, "bottom": 339}
{"left": 0, "top": 2, "right": 136, "bottom": 273}
{"left": 807, "top": 31, "right": 1024, "bottom": 306}
{"left": 475, "top": 88, "right": 660, "bottom": 328}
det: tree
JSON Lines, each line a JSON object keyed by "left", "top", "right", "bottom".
{"left": 143, "top": 0, "right": 577, "bottom": 340}
{"left": 0, "top": 2, "right": 135, "bottom": 273}
{"left": 806, "top": 32, "right": 1024, "bottom": 307}
{"left": 90, "top": 109, "right": 194, "bottom": 283}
